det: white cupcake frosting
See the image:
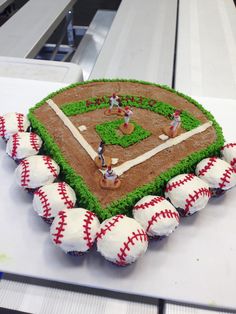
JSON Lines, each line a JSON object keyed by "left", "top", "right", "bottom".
{"left": 50, "top": 208, "right": 100, "bottom": 253}
{"left": 33, "top": 182, "right": 76, "bottom": 219}
{"left": 15, "top": 155, "right": 60, "bottom": 189}
{"left": 221, "top": 143, "right": 236, "bottom": 169}
{"left": 6, "top": 132, "right": 42, "bottom": 160}
{"left": 196, "top": 157, "right": 236, "bottom": 190}
{"left": 96, "top": 215, "right": 148, "bottom": 266}
{"left": 0, "top": 112, "right": 30, "bottom": 140}
{"left": 165, "top": 173, "right": 211, "bottom": 216}
{"left": 133, "top": 195, "right": 179, "bottom": 237}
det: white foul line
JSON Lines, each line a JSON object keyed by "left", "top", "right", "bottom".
{"left": 112, "top": 121, "right": 213, "bottom": 176}
{"left": 47, "top": 99, "right": 213, "bottom": 176}
{"left": 47, "top": 99, "right": 98, "bottom": 160}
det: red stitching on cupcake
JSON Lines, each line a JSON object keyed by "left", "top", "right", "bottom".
{"left": 0, "top": 116, "right": 6, "bottom": 138}
{"left": 133, "top": 196, "right": 165, "bottom": 210}
{"left": 146, "top": 209, "right": 179, "bottom": 233}
{"left": 52, "top": 211, "right": 67, "bottom": 244}
{"left": 83, "top": 211, "right": 96, "bottom": 249}
{"left": 231, "top": 158, "right": 236, "bottom": 168}
{"left": 184, "top": 188, "right": 211, "bottom": 215}
{"left": 30, "top": 133, "right": 40, "bottom": 152}
{"left": 20, "top": 159, "right": 30, "bottom": 187}
{"left": 34, "top": 189, "right": 52, "bottom": 218}
{"left": 57, "top": 182, "right": 74, "bottom": 209}
{"left": 11, "top": 133, "right": 20, "bottom": 158}
{"left": 165, "top": 174, "right": 195, "bottom": 192}
{"left": 219, "top": 167, "right": 236, "bottom": 189}
{"left": 96, "top": 214, "right": 124, "bottom": 240}
{"left": 116, "top": 229, "right": 147, "bottom": 266}
{"left": 42, "top": 156, "right": 58, "bottom": 178}
{"left": 197, "top": 157, "right": 217, "bottom": 177}
{"left": 16, "top": 113, "right": 25, "bottom": 132}
{"left": 222, "top": 143, "right": 236, "bottom": 150}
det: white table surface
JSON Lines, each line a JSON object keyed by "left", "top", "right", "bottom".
{"left": 0, "top": 77, "right": 236, "bottom": 311}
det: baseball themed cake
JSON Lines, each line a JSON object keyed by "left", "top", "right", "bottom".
{"left": 1, "top": 79, "right": 236, "bottom": 266}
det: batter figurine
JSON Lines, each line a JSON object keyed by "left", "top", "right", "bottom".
{"left": 94, "top": 140, "right": 112, "bottom": 169}
{"left": 97, "top": 140, "right": 105, "bottom": 167}
{"left": 100, "top": 166, "right": 121, "bottom": 190}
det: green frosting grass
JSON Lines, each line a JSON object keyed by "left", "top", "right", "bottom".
{"left": 96, "top": 119, "right": 151, "bottom": 148}
{"left": 61, "top": 95, "right": 200, "bottom": 131}
{"left": 28, "top": 79, "right": 224, "bottom": 221}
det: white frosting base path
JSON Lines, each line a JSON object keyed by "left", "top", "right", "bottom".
{"left": 46, "top": 99, "right": 98, "bottom": 161}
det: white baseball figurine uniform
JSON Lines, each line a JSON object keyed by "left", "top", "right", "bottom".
{"left": 170, "top": 112, "right": 181, "bottom": 131}
{"left": 109, "top": 94, "right": 120, "bottom": 111}
{"left": 104, "top": 167, "right": 118, "bottom": 181}
{"left": 124, "top": 108, "right": 133, "bottom": 126}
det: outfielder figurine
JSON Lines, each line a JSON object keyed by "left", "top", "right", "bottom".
{"left": 105, "top": 93, "right": 123, "bottom": 116}
{"left": 100, "top": 165, "right": 121, "bottom": 190}
{"left": 119, "top": 106, "right": 134, "bottom": 135}
{"left": 94, "top": 140, "right": 111, "bottom": 169}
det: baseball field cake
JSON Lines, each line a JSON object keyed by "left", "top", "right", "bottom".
{"left": 1, "top": 79, "right": 236, "bottom": 265}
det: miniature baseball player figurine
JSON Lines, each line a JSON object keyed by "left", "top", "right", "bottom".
{"left": 170, "top": 110, "right": 181, "bottom": 133}
{"left": 109, "top": 93, "right": 121, "bottom": 112}
{"left": 163, "top": 109, "right": 182, "bottom": 138}
{"left": 97, "top": 140, "right": 105, "bottom": 167}
{"left": 105, "top": 93, "right": 123, "bottom": 116}
{"left": 124, "top": 106, "right": 133, "bottom": 127}
{"left": 119, "top": 106, "right": 134, "bottom": 135}
{"left": 94, "top": 140, "right": 112, "bottom": 169}
{"left": 100, "top": 165, "right": 121, "bottom": 190}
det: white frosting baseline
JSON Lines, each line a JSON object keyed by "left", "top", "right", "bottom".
{"left": 46, "top": 99, "right": 212, "bottom": 176}
{"left": 47, "top": 99, "right": 97, "bottom": 160}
